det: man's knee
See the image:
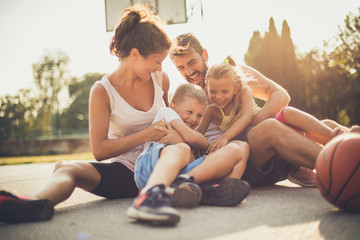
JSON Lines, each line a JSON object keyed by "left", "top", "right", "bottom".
{"left": 249, "top": 118, "right": 283, "bottom": 140}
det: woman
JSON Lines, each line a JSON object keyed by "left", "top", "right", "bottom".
{"left": 0, "top": 4, "right": 172, "bottom": 223}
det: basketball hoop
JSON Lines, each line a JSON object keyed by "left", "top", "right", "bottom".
{"left": 104, "top": 0, "right": 188, "bottom": 32}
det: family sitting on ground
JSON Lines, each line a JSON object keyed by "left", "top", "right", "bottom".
{"left": 0, "top": 4, "right": 358, "bottom": 225}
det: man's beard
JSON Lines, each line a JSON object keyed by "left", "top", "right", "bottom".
{"left": 186, "top": 63, "right": 208, "bottom": 88}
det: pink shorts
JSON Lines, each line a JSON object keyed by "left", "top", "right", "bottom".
{"left": 275, "top": 107, "right": 300, "bottom": 131}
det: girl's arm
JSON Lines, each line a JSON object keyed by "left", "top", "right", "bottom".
{"left": 195, "top": 105, "right": 217, "bottom": 134}
{"left": 89, "top": 84, "right": 166, "bottom": 161}
{"left": 241, "top": 65, "right": 290, "bottom": 125}
{"left": 207, "top": 89, "right": 253, "bottom": 153}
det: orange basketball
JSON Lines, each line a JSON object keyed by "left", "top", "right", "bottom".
{"left": 315, "top": 133, "right": 360, "bottom": 211}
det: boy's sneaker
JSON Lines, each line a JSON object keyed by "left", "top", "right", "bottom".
{"left": 126, "top": 184, "right": 180, "bottom": 225}
{"left": 199, "top": 178, "right": 250, "bottom": 207}
{"left": 166, "top": 175, "right": 202, "bottom": 208}
{"left": 287, "top": 167, "right": 317, "bottom": 187}
{"left": 0, "top": 190, "right": 54, "bottom": 223}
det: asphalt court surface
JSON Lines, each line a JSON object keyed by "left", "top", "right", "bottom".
{"left": 0, "top": 162, "right": 359, "bottom": 240}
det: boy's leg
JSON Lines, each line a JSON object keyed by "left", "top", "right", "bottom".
{"left": 144, "top": 143, "right": 203, "bottom": 208}
{"left": 127, "top": 143, "right": 199, "bottom": 225}
{"left": 145, "top": 143, "right": 191, "bottom": 188}
{"left": 222, "top": 142, "right": 250, "bottom": 180}
{"left": 187, "top": 141, "right": 251, "bottom": 206}
{"left": 188, "top": 141, "right": 249, "bottom": 183}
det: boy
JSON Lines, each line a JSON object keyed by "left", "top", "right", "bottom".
{"left": 126, "top": 83, "right": 250, "bottom": 225}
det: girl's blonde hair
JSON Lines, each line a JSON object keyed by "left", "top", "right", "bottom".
{"left": 205, "top": 62, "right": 251, "bottom": 121}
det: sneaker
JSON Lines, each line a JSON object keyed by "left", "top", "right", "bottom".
{"left": 126, "top": 184, "right": 180, "bottom": 225}
{"left": 199, "top": 178, "right": 250, "bottom": 207}
{"left": 287, "top": 167, "right": 317, "bottom": 187}
{"left": 0, "top": 190, "right": 54, "bottom": 223}
{"left": 166, "top": 175, "right": 202, "bottom": 208}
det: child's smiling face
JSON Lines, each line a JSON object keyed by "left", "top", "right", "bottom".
{"left": 170, "top": 96, "right": 206, "bottom": 129}
{"left": 207, "top": 76, "right": 239, "bottom": 110}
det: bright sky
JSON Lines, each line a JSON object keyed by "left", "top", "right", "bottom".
{"left": 0, "top": 0, "right": 358, "bottom": 97}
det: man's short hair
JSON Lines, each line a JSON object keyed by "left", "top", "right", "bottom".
{"left": 169, "top": 33, "right": 204, "bottom": 59}
{"left": 171, "top": 83, "right": 208, "bottom": 106}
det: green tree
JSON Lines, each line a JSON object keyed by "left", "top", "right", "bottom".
{"left": 60, "top": 73, "right": 104, "bottom": 136}
{"left": 331, "top": 8, "right": 360, "bottom": 125}
{"left": 32, "top": 50, "right": 70, "bottom": 137}
{"left": 0, "top": 89, "right": 38, "bottom": 140}
{"left": 280, "top": 20, "right": 304, "bottom": 109}
{"left": 298, "top": 50, "right": 350, "bottom": 124}
{"left": 245, "top": 18, "right": 304, "bottom": 108}
{"left": 245, "top": 31, "right": 263, "bottom": 68}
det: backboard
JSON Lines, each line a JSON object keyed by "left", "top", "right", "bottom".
{"left": 104, "top": 0, "right": 187, "bottom": 32}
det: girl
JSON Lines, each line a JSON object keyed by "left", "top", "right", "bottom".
{"left": 196, "top": 62, "right": 340, "bottom": 154}
{"left": 0, "top": 4, "right": 172, "bottom": 223}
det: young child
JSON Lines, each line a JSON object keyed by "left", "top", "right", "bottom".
{"left": 126, "top": 83, "right": 250, "bottom": 225}
{"left": 196, "top": 62, "right": 340, "bottom": 154}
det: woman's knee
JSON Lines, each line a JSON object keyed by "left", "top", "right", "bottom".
{"left": 54, "top": 161, "right": 69, "bottom": 173}
{"left": 53, "top": 161, "right": 100, "bottom": 186}
{"left": 53, "top": 161, "right": 82, "bottom": 177}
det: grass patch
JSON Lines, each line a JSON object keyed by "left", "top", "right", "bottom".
{"left": 0, "top": 152, "right": 94, "bottom": 166}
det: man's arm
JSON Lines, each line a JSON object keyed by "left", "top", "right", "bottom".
{"left": 241, "top": 65, "right": 290, "bottom": 125}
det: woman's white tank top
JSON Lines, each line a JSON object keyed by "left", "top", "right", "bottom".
{"left": 95, "top": 72, "right": 165, "bottom": 171}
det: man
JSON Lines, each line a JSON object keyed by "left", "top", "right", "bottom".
{"left": 169, "top": 33, "right": 317, "bottom": 187}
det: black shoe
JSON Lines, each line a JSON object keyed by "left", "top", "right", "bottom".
{"left": 0, "top": 190, "right": 54, "bottom": 223}
{"left": 199, "top": 178, "right": 250, "bottom": 206}
{"left": 126, "top": 184, "right": 180, "bottom": 225}
{"left": 167, "top": 175, "right": 202, "bottom": 208}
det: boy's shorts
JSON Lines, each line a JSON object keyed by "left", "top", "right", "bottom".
{"left": 134, "top": 142, "right": 205, "bottom": 189}
{"left": 233, "top": 127, "right": 292, "bottom": 187}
